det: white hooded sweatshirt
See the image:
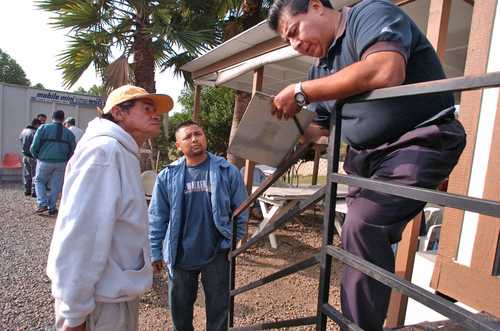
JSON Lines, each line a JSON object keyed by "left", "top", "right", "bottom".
{"left": 47, "top": 117, "right": 152, "bottom": 327}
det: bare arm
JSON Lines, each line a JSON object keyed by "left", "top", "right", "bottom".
{"left": 272, "top": 51, "right": 406, "bottom": 119}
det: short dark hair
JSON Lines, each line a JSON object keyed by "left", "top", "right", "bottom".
{"left": 53, "top": 110, "right": 65, "bottom": 121}
{"left": 175, "top": 120, "right": 203, "bottom": 136}
{"left": 31, "top": 118, "right": 41, "bottom": 127}
{"left": 37, "top": 113, "right": 47, "bottom": 119}
{"left": 268, "top": 0, "right": 333, "bottom": 31}
{"left": 66, "top": 118, "right": 76, "bottom": 126}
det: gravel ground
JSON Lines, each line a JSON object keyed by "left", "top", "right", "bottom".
{"left": 0, "top": 182, "right": 342, "bottom": 331}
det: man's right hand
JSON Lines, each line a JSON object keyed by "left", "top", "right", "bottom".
{"left": 152, "top": 260, "right": 164, "bottom": 272}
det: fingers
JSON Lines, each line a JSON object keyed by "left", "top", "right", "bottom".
{"left": 271, "top": 99, "right": 283, "bottom": 119}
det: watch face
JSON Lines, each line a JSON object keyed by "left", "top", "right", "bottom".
{"left": 295, "top": 92, "right": 306, "bottom": 106}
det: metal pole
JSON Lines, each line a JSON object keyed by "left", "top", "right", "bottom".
{"left": 316, "top": 104, "right": 343, "bottom": 330}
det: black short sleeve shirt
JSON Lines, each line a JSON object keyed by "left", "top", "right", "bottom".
{"left": 308, "top": 0, "right": 454, "bottom": 149}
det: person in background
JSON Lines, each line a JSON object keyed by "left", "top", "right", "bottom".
{"left": 37, "top": 113, "right": 47, "bottom": 125}
{"left": 19, "top": 118, "right": 41, "bottom": 196}
{"left": 149, "top": 120, "right": 249, "bottom": 331}
{"left": 47, "top": 85, "right": 173, "bottom": 331}
{"left": 30, "top": 110, "right": 76, "bottom": 215}
{"left": 64, "top": 117, "right": 84, "bottom": 143}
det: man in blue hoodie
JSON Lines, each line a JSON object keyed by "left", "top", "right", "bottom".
{"left": 30, "top": 110, "right": 76, "bottom": 215}
{"left": 149, "top": 120, "right": 248, "bottom": 331}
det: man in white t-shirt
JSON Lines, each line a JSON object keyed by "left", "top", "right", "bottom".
{"left": 64, "top": 117, "right": 84, "bottom": 143}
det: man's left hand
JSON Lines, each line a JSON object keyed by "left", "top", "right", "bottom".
{"left": 272, "top": 84, "right": 300, "bottom": 120}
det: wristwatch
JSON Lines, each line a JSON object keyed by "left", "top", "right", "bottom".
{"left": 294, "top": 82, "right": 309, "bottom": 108}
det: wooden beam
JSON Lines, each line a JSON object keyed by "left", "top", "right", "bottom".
{"left": 192, "top": 84, "right": 202, "bottom": 122}
{"left": 192, "top": 37, "right": 286, "bottom": 80}
{"left": 244, "top": 67, "right": 265, "bottom": 195}
{"left": 426, "top": 0, "right": 452, "bottom": 60}
{"left": 393, "top": 0, "right": 417, "bottom": 6}
{"left": 385, "top": 213, "right": 423, "bottom": 328}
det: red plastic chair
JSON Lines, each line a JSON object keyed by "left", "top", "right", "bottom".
{"left": 0, "top": 153, "right": 22, "bottom": 169}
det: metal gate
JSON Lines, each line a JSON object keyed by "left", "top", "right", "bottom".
{"left": 229, "top": 72, "right": 500, "bottom": 330}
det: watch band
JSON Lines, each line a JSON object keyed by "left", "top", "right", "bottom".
{"left": 294, "top": 81, "right": 309, "bottom": 107}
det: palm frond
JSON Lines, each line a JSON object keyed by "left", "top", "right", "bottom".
{"left": 159, "top": 52, "right": 196, "bottom": 87}
{"left": 57, "top": 31, "right": 112, "bottom": 88}
{"left": 38, "top": 0, "right": 102, "bottom": 31}
{"left": 215, "top": 0, "right": 243, "bottom": 18}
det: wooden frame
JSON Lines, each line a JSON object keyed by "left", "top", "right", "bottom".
{"left": 386, "top": 0, "right": 452, "bottom": 325}
{"left": 430, "top": 0, "right": 500, "bottom": 316}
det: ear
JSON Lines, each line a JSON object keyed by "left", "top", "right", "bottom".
{"left": 175, "top": 141, "right": 181, "bottom": 152}
{"left": 110, "top": 106, "right": 125, "bottom": 122}
{"left": 310, "top": 0, "right": 325, "bottom": 14}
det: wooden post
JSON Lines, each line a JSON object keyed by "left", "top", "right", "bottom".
{"left": 385, "top": 213, "right": 423, "bottom": 328}
{"left": 192, "top": 84, "right": 202, "bottom": 122}
{"left": 426, "top": 0, "right": 452, "bottom": 60}
{"left": 312, "top": 144, "right": 321, "bottom": 185}
{"left": 243, "top": 67, "right": 264, "bottom": 195}
{"left": 385, "top": 2, "right": 452, "bottom": 325}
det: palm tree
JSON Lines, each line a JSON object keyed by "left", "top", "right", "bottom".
{"left": 37, "top": 0, "right": 223, "bottom": 93}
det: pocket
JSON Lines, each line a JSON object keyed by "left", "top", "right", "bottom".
{"left": 95, "top": 249, "right": 152, "bottom": 299}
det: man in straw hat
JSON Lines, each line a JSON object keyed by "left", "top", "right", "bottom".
{"left": 47, "top": 85, "right": 173, "bottom": 331}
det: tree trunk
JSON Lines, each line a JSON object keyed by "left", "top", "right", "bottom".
{"left": 227, "top": 90, "right": 251, "bottom": 168}
{"left": 133, "top": 21, "right": 156, "bottom": 93}
{"left": 242, "top": 0, "right": 263, "bottom": 30}
{"left": 133, "top": 19, "right": 157, "bottom": 171}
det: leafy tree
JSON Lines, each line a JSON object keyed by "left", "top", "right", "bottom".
{"left": 32, "top": 83, "right": 45, "bottom": 89}
{"left": 0, "top": 48, "right": 30, "bottom": 86}
{"left": 37, "top": 0, "right": 223, "bottom": 92}
{"left": 88, "top": 84, "right": 105, "bottom": 96}
{"left": 73, "top": 86, "right": 87, "bottom": 94}
{"left": 155, "top": 86, "right": 234, "bottom": 167}
{"left": 73, "top": 84, "right": 105, "bottom": 96}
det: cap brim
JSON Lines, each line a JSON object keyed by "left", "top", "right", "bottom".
{"left": 143, "top": 94, "right": 174, "bottom": 114}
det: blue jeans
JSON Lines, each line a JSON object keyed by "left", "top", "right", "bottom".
{"left": 34, "top": 161, "right": 66, "bottom": 209}
{"left": 168, "top": 251, "right": 229, "bottom": 331}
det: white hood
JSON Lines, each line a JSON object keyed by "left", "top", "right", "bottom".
{"left": 79, "top": 117, "right": 139, "bottom": 156}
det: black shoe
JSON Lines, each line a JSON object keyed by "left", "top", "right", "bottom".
{"left": 36, "top": 206, "right": 48, "bottom": 214}
{"left": 48, "top": 208, "right": 58, "bottom": 216}
{"left": 24, "top": 191, "right": 31, "bottom": 196}
{"left": 31, "top": 192, "right": 37, "bottom": 198}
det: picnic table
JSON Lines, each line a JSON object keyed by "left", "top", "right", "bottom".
{"left": 253, "top": 185, "right": 349, "bottom": 248}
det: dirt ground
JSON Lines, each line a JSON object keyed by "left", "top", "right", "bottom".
{"left": 0, "top": 182, "right": 343, "bottom": 330}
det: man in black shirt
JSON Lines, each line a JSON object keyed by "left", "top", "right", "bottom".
{"left": 268, "top": 0, "right": 466, "bottom": 329}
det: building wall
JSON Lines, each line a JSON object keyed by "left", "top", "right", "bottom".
{"left": 0, "top": 83, "right": 103, "bottom": 162}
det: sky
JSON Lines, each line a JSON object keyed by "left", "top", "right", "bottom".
{"left": 0, "top": 1, "right": 185, "bottom": 113}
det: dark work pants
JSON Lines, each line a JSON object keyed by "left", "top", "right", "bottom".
{"left": 340, "top": 119, "right": 466, "bottom": 330}
{"left": 22, "top": 156, "right": 36, "bottom": 194}
{"left": 168, "top": 251, "right": 230, "bottom": 331}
